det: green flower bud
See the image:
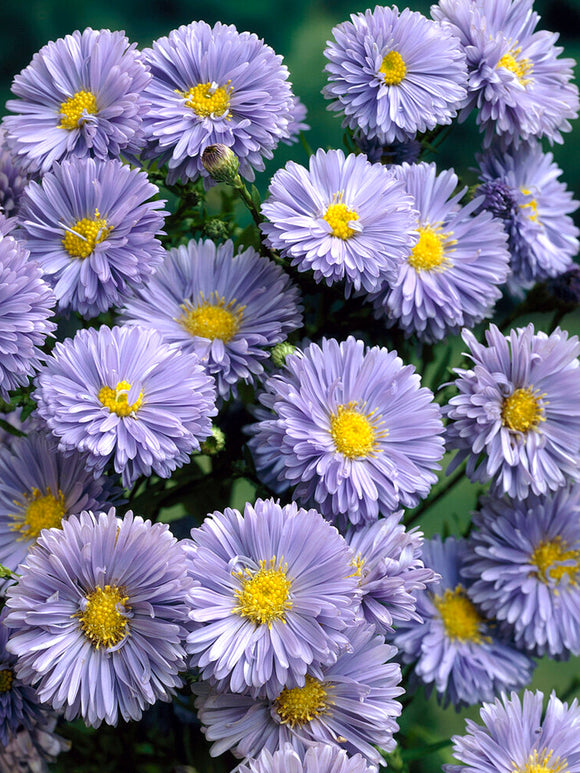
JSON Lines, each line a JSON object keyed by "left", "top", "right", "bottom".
{"left": 270, "top": 341, "right": 297, "bottom": 369}
{"left": 201, "top": 144, "right": 240, "bottom": 184}
{"left": 200, "top": 425, "right": 226, "bottom": 456}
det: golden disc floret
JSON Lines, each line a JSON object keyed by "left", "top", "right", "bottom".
{"left": 59, "top": 90, "right": 98, "bottom": 130}
{"left": 178, "top": 292, "right": 244, "bottom": 342}
{"left": 531, "top": 537, "right": 580, "bottom": 586}
{"left": 275, "top": 675, "right": 330, "bottom": 726}
{"left": 233, "top": 558, "right": 292, "bottom": 627}
{"left": 11, "top": 487, "right": 66, "bottom": 541}
{"left": 62, "top": 209, "right": 112, "bottom": 259}
{"left": 501, "top": 387, "right": 544, "bottom": 433}
{"left": 380, "top": 51, "right": 407, "bottom": 86}
{"left": 78, "top": 584, "right": 130, "bottom": 649}
{"left": 180, "top": 82, "right": 232, "bottom": 118}
{"left": 433, "top": 585, "right": 485, "bottom": 643}
{"left": 330, "top": 401, "right": 385, "bottom": 459}
{"left": 98, "top": 380, "right": 143, "bottom": 417}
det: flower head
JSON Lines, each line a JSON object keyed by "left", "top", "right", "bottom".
{"left": 4, "top": 509, "right": 194, "bottom": 727}
{"left": 445, "top": 324, "right": 580, "bottom": 499}
{"left": 34, "top": 325, "right": 217, "bottom": 487}
{"left": 4, "top": 28, "right": 151, "bottom": 174}
{"left": 323, "top": 6, "right": 467, "bottom": 144}
{"left": 239, "top": 743, "right": 376, "bottom": 773}
{"left": 0, "top": 716, "right": 70, "bottom": 773}
{"left": 260, "top": 148, "right": 417, "bottom": 293}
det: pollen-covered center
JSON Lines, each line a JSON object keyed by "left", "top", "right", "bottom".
{"left": 59, "top": 90, "right": 98, "bottom": 130}
{"left": 330, "top": 401, "right": 385, "bottom": 459}
{"left": 181, "top": 82, "right": 231, "bottom": 118}
{"left": 178, "top": 293, "right": 243, "bottom": 342}
{"left": 497, "top": 45, "right": 533, "bottom": 85}
{"left": 323, "top": 198, "right": 359, "bottom": 240}
{"left": 62, "top": 209, "right": 112, "bottom": 259}
{"left": 11, "top": 487, "right": 66, "bottom": 540}
{"left": 98, "top": 380, "right": 143, "bottom": 417}
{"left": 520, "top": 187, "right": 540, "bottom": 222}
{"left": 380, "top": 50, "right": 407, "bottom": 86}
{"left": 408, "top": 225, "right": 454, "bottom": 272}
{"left": 433, "top": 585, "right": 484, "bottom": 643}
{"left": 0, "top": 669, "right": 14, "bottom": 693}
{"left": 501, "top": 387, "right": 544, "bottom": 433}
{"left": 531, "top": 537, "right": 580, "bottom": 586}
{"left": 514, "top": 749, "right": 569, "bottom": 773}
{"left": 233, "top": 558, "right": 292, "bottom": 627}
{"left": 78, "top": 584, "right": 130, "bottom": 649}
{"left": 275, "top": 675, "right": 330, "bottom": 726}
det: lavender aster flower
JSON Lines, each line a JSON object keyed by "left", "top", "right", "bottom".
{"left": 0, "top": 234, "right": 55, "bottom": 401}
{"left": 248, "top": 337, "right": 444, "bottom": 527}
{"left": 120, "top": 238, "right": 302, "bottom": 400}
{"left": 393, "top": 537, "right": 535, "bottom": 709}
{"left": 239, "top": 743, "right": 377, "bottom": 773}
{"left": 194, "top": 622, "right": 402, "bottom": 766}
{"left": 185, "top": 498, "right": 359, "bottom": 698}
{"left": 261, "top": 148, "right": 417, "bottom": 293}
{"left": 4, "top": 509, "right": 194, "bottom": 727}
{"left": 432, "top": 0, "right": 579, "bottom": 147}
{"left": 18, "top": 157, "right": 167, "bottom": 318}
{"left": 369, "top": 162, "right": 510, "bottom": 343}
{"left": 477, "top": 142, "right": 579, "bottom": 288}
{"left": 0, "top": 716, "right": 70, "bottom": 773}
{"left": 445, "top": 324, "right": 580, "bottom": 499}
{"left": 464, "top": 488, "right": 580, "bottom": 659}
{"left": 34, "top": 325, "right": 217, "bottom": 487}
{"left": 4, "top": 28, "right": 151, "bottom": 175}
{"left": 445, "top": 690, "right": 580, "bottom": 773}
{"left": 142, "top": 21, "right": 294, "bottom": 184}
{"left": 323, "top": 7, "right": 467, "bottom": 145}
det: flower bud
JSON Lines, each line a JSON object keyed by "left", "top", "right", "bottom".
{"left": 200, "top": 425, "right": 226, "bottom": 455}
{"left": 270, "top": 341, "right": 298, "bottom": 369}
{"left": 201, "top": 144, "right": 240, "bottom": 184}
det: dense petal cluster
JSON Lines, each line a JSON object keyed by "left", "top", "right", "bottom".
{"left": 248, "top": 337, "right": 445, "bottom": 527}
{"left": 445, "top": 690, "right": 580, "bottom": 773}
{"left": 261, "top": 148, "right": 417, "bottom": 293}
{"left": 0, "top": 234, "right": 56, "bottom": 401}
{"left": 324, "top": 7, "right": 467, "bottom": 144}
{"left": 464, "top": 488, "right": 580, "bottom": 658}
{"left": 4, "top": 28, "right": 151, "bottom": 174}
{"left": 239, "top": 744, "right": 376, "bottom": 773}
{"left": 185, "top": 498, "right": 359, "bottom": 698}
{"left": 18, "top": 157, "right": 167, "bottom": 318}
{"left": 4, "top": 509, "right": 194, "bottom": 727}
{"left": 34, "top": 325, "right": 217, "bottom": 487}
{"left": 0, "top": 125, "right": 28, "bottom": 217}
{"left": 445, "top": 324, "right": 580, "bottom": 499}
{"left": 370, "top": 162, "right": 510, "bottom": 342}
{"left": 0, "top": 716, "right": 70, "bottom": 773}
{"left": 142, "top": 21, "right": 294, "bottom": 184}
{"left": 121, "top": 239, "right": 302, "bottom": 400}
{"left": 393, "top": 537, "right": 535, "bottom": 708}
{"left": 432, "top": 0, "right": 579, "bottom": 147}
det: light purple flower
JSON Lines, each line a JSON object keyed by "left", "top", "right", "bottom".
{"left": 0, "top": 715, "right": 70, "bottom": 773}
{"left": 239, "top": 743, "right": 377, "bottom": 773}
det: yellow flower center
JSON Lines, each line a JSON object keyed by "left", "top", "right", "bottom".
{"left": 10, "top": 487, "right": 67, "bottom": 541}
{"left": 497, "top": 45, "right": 533, "bottom": 86}
{"left": 78, "top": 584, "right": 130, "bottom": 649}
{"left": 58, "top": 90, "right": 98, "bottom": 130}
{"left": 98, "top": 380, "right": 143, "bottom": 417}
{"left": 330, "top": 402, "right": 385, "bottom": 459}
{"left": 180, "top": 82, "right": 232, "bottom": 118}
{"left": 323, "top": 198, "right": 359, "bottom": 240}
{"left": 349, "top": 552, "right": 366, "bottom": 578}
{"left": 233, "top": 558, "right": 292, "bottom": 627}
{"left": 0, "top": 669, "right": 14, "bottom": 694}
{"left": 531, "top": 538, "right": 580, "bottom": 586}
{"left": 520, "top": 188, "right": 540, "bottom": 222}
{"left": 62, "top": 209, "right": 112, "bottom": 259}
{"left": 408, "top": 225, "right": 454, "bottom": 272}
{"left": 514, "top": 749, "right": 568, "bottom": 773}
{"left": 380, "top": 51, "right": 407, "bottom": 86}
{"left": 275, "top": 675, "right": 330, "bottom": 726}
{"left": 178, "top": 293, "right": 243, "bottom": 343}
{"left": 433, "top": 585, "right": 485, "bottom": 643}
{"left": 501, "top": 387, "right": 544, "bottom": 433}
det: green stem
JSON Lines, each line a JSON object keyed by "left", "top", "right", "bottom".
{"left": 0, "top": 418, "right": 26, "bottom": 438}
{"left": 404, "top": 461, "right": 467, "bottom": 527}
{"left": 232, "top": 176, "right": 263, "bottom": 229}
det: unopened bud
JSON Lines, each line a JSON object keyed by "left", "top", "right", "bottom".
{"left": 200, "top": 425, "right": 226, "bottom": 456}
{"left": 270, "top": 341, "right": 297, "bottom": 369}
{"left": 201, "top": 144, "right": 240, "bottom": 184}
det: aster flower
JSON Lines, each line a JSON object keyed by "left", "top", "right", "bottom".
{"left": 260, "top": 148, "right": 417, "bottom": 293}
{"left": 142, "top": 21, "right": 294, "bottom": 184}
{"left": 239, "top": 743, "right": 376, "bottom": 773}
{"left": 34, "top": 325, "right": 217, "bottom": 487}
{"left": 432, "top": 0, "right": 579, "bottom": 147}
{"left": 345, "top": 512, "right": 436, "bottom": 635}
{"left": 477, "top": 141, "right": 579, "bottom": 289}
{"left": 0, "top": 431, "right": 119, "bottom": 584}
{"left": 369, "top": 162, "right": 510, "bottom": 343}
{"left": 4, "top": 509, "right": 194, "bottom": 727}
{"left": 120, "top": 238, "right": 302, "bottom": 400}
{"left": 248, "top": 337, "right": 444, "bottom": 527}
{"left": 0, "top": 716, "right": 70, "bottom": 773}
{"left": 445, "top": 324, "right": 580, "bottom": 499}
{"left": 0, "top": 234, "right": 55, "bottom": 401}
{"left": 194, "top": 622, "right": 402, "bottom": 766}
{"left": 393, "top": 536, "right": 535, "bottom": 708}
{"left": 0, "top": 124, "right": 28, "bottom": 218}
{"left": 185, "top": 498, "right": 359, "bottom": 699}
{"left": 4, "top": 28, "right": 151, "bottom": 175}
{"left": 464, "top": 488, "right": 580, "bottom": 659}
{"left": 323, "top": 6, "right": 467, "bottom": 145}
{"left": 445, "top": 690, "right": 580, "bottom": 773}
{"left": 18, "top": 157, "right": 167, "bottom": 318}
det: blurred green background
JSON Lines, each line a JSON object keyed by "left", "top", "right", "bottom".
{"left": 1, "top": 1, "right": 579, "bottom": 771}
